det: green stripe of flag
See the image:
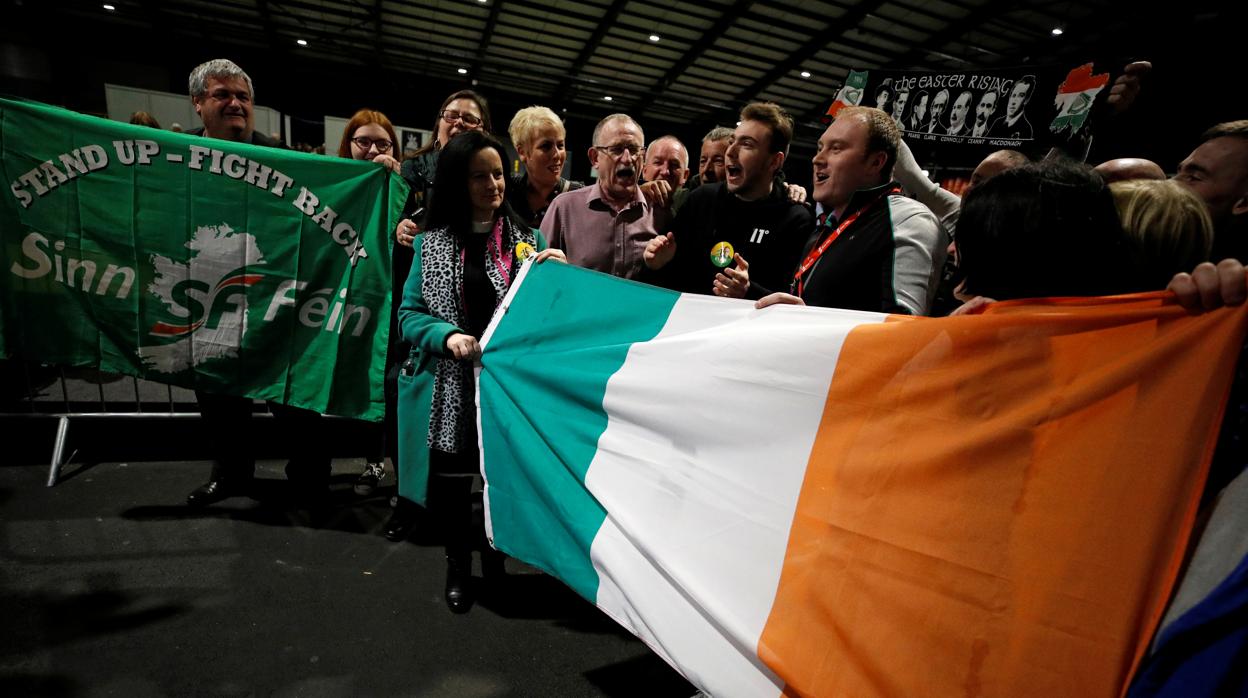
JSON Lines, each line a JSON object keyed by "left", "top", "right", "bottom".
{"left": 479, "top": 263, "right": 679, "bottom": 600}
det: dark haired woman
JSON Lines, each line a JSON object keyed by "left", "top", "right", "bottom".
{"left": 383, "top": 90, "right": 493, "bottom": 542}
{"left": 394, "top": 89, "right": 492, "bottom": 249}
{"left": 397, "top": 130, "right": 564, "bottom": 613}
{"left": 953, "top": 159, "right": 1130, "bottom": 303}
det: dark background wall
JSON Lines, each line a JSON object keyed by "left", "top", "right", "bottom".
{"left": 2, "top": 2, "right": 1246, "bottom": 189}
{"left": 0, "top": 5, "right": 719, "bottom": 186}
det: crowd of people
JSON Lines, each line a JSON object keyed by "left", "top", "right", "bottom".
{"left": 151, "top": 57, "right": 1247, "bottom": 682}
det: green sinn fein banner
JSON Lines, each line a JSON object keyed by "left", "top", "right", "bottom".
{"left": 0, "top": 98, "right": 406, "bottom": 420}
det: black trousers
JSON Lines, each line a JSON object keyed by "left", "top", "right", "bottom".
{"left": 429, "top": 449, "right": 477, "bottom": 559}
{"left": 364, "top": 342, "right": 404, "bottom": 464}
{"left": 195, "top": 390, "right": 328, "bottom": 481}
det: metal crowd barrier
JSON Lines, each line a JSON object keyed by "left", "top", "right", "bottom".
{"left": 2, "top": 361, "right": 202, "bottom": 487}
{"left": 3, "top": 361, "right": 380, "bottom": 489}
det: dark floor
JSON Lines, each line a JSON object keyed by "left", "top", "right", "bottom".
{"left": 0, "top": 458, "right": 695, "bottom": 697}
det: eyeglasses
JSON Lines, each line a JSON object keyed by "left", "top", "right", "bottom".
{"left": 593, "top": 144, "right": 645, "bottom": 159}
{"left": 441, "top": 110, "right": 483, "bottom": 128}
{"left": 352, "top": 136, "right": 393, "bottom": 152}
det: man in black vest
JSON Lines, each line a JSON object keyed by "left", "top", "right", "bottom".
{"left": 757, "top": 107, "right": 946, "bottom": 314}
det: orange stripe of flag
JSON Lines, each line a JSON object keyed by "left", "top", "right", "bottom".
{"left": 758, "top": 294, "right": 1247, "bottom": 697}
{"left": 1059, "top": 63, "right": 1112, "bottom": 92}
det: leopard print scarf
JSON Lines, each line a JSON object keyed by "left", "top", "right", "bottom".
{"left": 421, "top": 217, "right": 536, "bottom": 453}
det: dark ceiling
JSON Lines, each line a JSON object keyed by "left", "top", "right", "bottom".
{"left": 2, "top": 0, "right": 1243, "bottom": 176}
{"left": 41, "top": 0, "right": 1140, "bottom": 125}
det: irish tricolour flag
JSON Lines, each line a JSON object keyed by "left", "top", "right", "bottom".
{"left": 1051, "top": 63, "right": 1111, "bottom": 135}
{"left": 475, "top": 262, "right": 1246, "bottom": 697}
{"left": 825, "top": 69, "right": 869, "bottom": 119}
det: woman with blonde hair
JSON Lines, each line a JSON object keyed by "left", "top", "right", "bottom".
{"left": 506, "top": 106, "right": 583, "bottom": 227}
{"left": 1110, "top": 178, "right": 1213, "bottom": 290}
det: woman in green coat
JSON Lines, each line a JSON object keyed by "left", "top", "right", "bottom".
{"left": 397, "top": 130, "right": 563, "bottom": 613}
{"left": 385, "top": 89, "right": 492, "bottom": 542}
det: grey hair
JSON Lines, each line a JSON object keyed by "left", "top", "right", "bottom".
{"left": 649, "top": 135, "right": 689, "bottom": 169}
{"left": 703, "top": 126, "right": 734, "bottom": 144}
{"left": 189, "top": 59, "right": 254, "bottom": 99}
{"left": 592, "top": 114, "right": 644, "bottom": 146}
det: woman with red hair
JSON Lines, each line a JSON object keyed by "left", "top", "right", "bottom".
{"left": 338, "top": 108, "right": 401, "bottom": 173}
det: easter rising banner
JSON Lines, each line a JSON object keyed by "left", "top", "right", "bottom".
{"left": 0, "top": 98, "right": 408, "bottom": 420}
{"left": 825, "top": 63, "right": 1113, "bottom": 165}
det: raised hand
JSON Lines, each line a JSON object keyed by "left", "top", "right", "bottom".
{"left": 644, "top": 232, "right": 677, "bottom": 270}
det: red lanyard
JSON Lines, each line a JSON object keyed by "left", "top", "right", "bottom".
{"left": 793, "top": 186, "right": 898, "bottom": 296}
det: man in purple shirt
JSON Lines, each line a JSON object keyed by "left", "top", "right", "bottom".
{"left": 541, "top": 114, "right": 668, "bottom": 280}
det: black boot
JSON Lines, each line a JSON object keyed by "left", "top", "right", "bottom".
{"left": 186, "top": 461, "right": 253, "bottom": 507}
{"left": 445, "top": 554, "right": 473, "bottom": 614}
{"left": 383, "top": 496, "right": 419, "bottom": 542}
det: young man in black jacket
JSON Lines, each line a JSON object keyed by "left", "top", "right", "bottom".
{"left": 642, "top": 102, "right": 813, "bottom": 298}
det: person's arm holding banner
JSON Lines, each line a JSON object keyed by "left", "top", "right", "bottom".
{"left": 894, "top": 138, "right": 961, "bottom": 222}
{"left": 371, "top": 153, "right": 401, "bottom": 174}
{"left": 1044, "top": 60, "right": 1152, "bottom": 163}
{"left": 400, "top": 230, "right": 563, "bottom": 360}
{"left": 523, "top": 227, "right": 565, "bottom": 265}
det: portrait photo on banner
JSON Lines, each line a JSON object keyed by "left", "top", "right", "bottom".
{"left": 825, "top": 62, "right": 1115, "bottom": 166}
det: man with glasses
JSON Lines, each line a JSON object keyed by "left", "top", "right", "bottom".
{"left": 186, "top": 58, "right": 280, "bottom": 147}
{"left": 541, "top": 113, "right": 668, "bottom": 280}
{"left": 182, "top": 59, "right": 331, "bottom": 509}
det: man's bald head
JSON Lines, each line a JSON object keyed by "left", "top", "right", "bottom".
{"left": 1095, "top": 157, "right": 1166, "bottom": 183}
{"left": 968, "top": 149, "right": 1028, "bottom": 193}
{"left": 642, "top": 135, "right": 689, "bottom": 189}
